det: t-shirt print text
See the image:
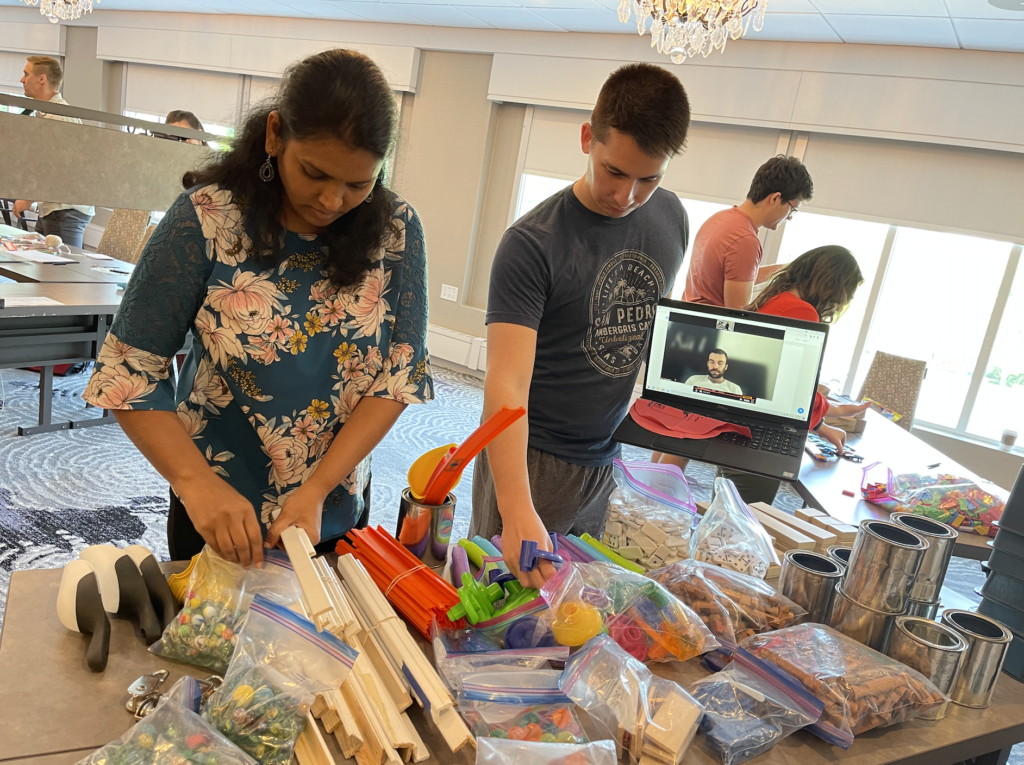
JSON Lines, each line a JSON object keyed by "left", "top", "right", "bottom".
{"left": 584, "top": 249, "right": 665, "bottom": 378}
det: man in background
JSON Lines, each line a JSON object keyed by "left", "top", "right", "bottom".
{"left": 685, "top": 349, "right": 742, "bottom": 395}
{"left": 12, "top": 56, "right": 96, "bottom": 248}
{"left": 469, "top": 63, "right": 692, "bottom": 588}
{"left": 160, "top": 110, "right": 205, "bottom": 144}
{"left": 683, "top": 155, "right": 813, "bottom": 308}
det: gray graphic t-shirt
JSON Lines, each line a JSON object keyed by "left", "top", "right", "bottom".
{"left": 487, "top": 185, "right": 688, "bottom": 466}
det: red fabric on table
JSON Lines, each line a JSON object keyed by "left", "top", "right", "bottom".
{"left": 630, "top": 398, "right": 752, "bottom": 439}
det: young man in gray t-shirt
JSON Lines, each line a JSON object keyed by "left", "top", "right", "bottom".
{"left": 469, "top": 64, "right": 692, "bottom": 588}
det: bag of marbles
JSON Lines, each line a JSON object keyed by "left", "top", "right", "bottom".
{"left": 75, "top": 698, "right": 255, "bottom": 765}
{"left": 203, "top": 595, "right": 357, "bottom": 765}
{"left": 150, "top": 547, "right": 302, "bottom": 673}
{"left": 457, "top": 673, "right": 589, "bottom": 745}
{"left": 604, "top": 460, "right": 697, "bottom": 570}
{"left": 689, "top": 478, "right": 779, "bottom": 580}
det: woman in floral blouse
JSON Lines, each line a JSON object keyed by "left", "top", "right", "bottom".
{"left": 84, "top": 49, "right": 432, "bottom": 568}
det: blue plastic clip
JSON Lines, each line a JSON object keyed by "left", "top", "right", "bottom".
{"left": 519, "top": 539, "right": 563, "bottom": 572}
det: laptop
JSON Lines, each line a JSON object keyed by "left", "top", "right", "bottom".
{"left": 613, "top": 298, "right": 829, "bottom": 481}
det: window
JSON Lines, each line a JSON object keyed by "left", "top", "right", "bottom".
{"left": 968, "top": 255, "right": 1024, "bottom": 441}
{"left": 856, "top": 228, "right": 1013, "bottom": 428}
{"left": 670, "top": 198, "right": 730, "bottom": 299}
{"left": 775, "top": 212, "right": 890, "bottom": 390}
{"left": 123, "top": 111, "right": 234, "bottom": 149}
{"left": 514, "top": 173, "right": 573, "bottom": 221}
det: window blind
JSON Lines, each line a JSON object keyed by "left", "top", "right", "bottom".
{"left": 125, "top": 63, "right": 241, "bottom": 127}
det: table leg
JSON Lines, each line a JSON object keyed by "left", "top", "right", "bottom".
{"left": 968, "top": 748, "right": 1011, "bottom": 765}
{"left": 17, "top": 365, "right": 116, "bottom": 437}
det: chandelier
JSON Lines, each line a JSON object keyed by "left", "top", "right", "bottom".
{"left": 21, "top": 0, "right": 98, "bottom": 23}
{"left": 619, "top": 0, "right": 767, "bottom": 63}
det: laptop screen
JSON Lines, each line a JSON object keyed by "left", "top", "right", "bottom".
{"left": 645, "top": 301, "right": 828, "bottom": 425}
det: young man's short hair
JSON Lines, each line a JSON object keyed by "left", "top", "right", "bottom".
{"left": 747, "top": 155, "right": 813, "bottom": 204}
{"left": 27, "top": 56, "right": 63, "bottom": 91}
{"left": 710, "top": 348, "right": 729, "bottom": 363}
{"left": 165, "top": 110, "right": 205, "bottom": 131}
{"left": 591, "top": 63, "right": 691, "bottom": 160}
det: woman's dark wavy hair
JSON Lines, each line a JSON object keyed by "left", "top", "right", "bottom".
{"left": 749, "top": 245, "right": 863, "bottom": 324}
{"left": 184, "top": 49, "right": 398, "bottom": 288}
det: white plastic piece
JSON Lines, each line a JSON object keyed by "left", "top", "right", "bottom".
{"left": 57, "top": 559, "right": 96, "bottom": 632}
{"left": 78, "top": 545, "right": 126, "bottom": 612}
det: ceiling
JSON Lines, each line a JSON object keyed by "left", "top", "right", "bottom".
{"left": 5, "top": 0, "right": 1024, "bottom": 53}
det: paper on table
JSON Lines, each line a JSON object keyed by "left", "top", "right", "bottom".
{"left": 13, "top": 250, "right": 75, "bottom": 264}
{"left": 84, "top": 252, "right": 115, "bottom": 261}
{"left": 1, "top": 297, "right": 65, "bottom": 307}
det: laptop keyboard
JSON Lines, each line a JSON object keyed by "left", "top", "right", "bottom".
{"left": 714, "top": 423, "right": 804, "bottom": 458}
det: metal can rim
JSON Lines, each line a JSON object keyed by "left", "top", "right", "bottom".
{"left": 894, "top": 615, "right": 969, "bottom": 652}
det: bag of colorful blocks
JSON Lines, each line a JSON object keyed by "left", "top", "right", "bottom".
{"left": 604, "top": 459, "right": 698, "bottom": 570}
{"left": 203, "top": 595, "right": 358, "bottom": 765}
{"left": 150, "top": 547, "right": 302, "bottom": 673}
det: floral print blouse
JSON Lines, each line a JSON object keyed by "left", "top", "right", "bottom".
{"left": 84, "top": 185, "right": 433, "bottom": 540}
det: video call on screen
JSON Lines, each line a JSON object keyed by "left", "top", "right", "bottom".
{"left": 660, "top": 313, "right": 786, "bottom": 404}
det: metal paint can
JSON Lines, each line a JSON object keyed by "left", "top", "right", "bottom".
{"left": 829, "top": 585, "right": 899, "bottom": 652}
{"left": 890, "top": 512, "right": 957, "bottom": 604}
{"left": 843, "top": 520, "right": 928, "bottom": 614}
{"left": 396, "top": 488, "right": 456, "bottom": 563}
{"left": 779, "top": 551, "right": 844, "bottom": 624}
{"left": 941, "top": 609, "right": 1013, "bottom": 709}
{"left": 887, "top": 616, "right": 968, "bottom": 721}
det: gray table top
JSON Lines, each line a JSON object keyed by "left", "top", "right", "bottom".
{"left": 0, "top": 261, "right": 134, "bottom": 284}
{"left": 3, "top": 566, "right": 1024, "bottom": 765}
{"left": 0, "top": 282, "right": 123, "bottom": 317}
{"left": 796, "top": 409, "right": 999, "bottom": 559}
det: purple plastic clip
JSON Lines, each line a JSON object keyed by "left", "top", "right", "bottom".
{"left": 519, "top": 539, "right": 563, "bottom": 572}
{"left": 490, "top": 534, "right": 503, "bottom": 552}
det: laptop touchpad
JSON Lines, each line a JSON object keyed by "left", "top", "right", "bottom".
{"left": 652, "top": 436, "right": 709, "bottom": 459}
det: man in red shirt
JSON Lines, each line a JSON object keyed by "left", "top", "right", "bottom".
{"left": 684, "top": 155, "right": 813, "bottom": 308}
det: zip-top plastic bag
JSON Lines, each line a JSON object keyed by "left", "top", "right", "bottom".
{"left": 75, "top": 699, "right": 255, "bottom": 765}
{"left": 687, "top": 648, "right": 823, "bottom": 765}
{"left": 203, "top": 594, "right": 358, "bottom": 765}
{"left": 476, "top": 738, "right": 618, "bottom": 765}
{"left": 648, "top": 560, "right": 805, "bottom": 644}
{"left": 473, "top": 594, "right": 552, "bottom": 648}
{"left": 559, "top": 635, "right": 704, "bottom": 765}
{"left": 861, "top": 463, "right": 1003, "bottom": 536}
{"left": 151, "top": 547, "right": 302, "bottom": 673}
{"left": 458, "top": 671, "right": 588, "bottom": 745}
{"left": 735, "top": 624, "right": 947, "bottom": 748}
{"left": 690, "top": 478, "right": 779, "bottom": 579}
{"left": 437, "top": 646, "right": 570, "bottom": 693}
{"left": 541, "top": 561, "right": 719, "bottom": 661}
{"left": 431, "top": 616, "right": 503, "bottom": 655}
{"left": 605, "top": 459, "right": 697, "bottom": 570}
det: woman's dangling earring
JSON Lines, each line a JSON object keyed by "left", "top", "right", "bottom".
{"left": 364, "top": 190, "right": 374, "bottom": 204}
{"left": 259, "top": 154, "right": 275, "bottom": 182}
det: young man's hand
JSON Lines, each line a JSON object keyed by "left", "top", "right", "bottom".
{"left": 501, "top": 510, "right": 557, "bottom": 590}
{"left": 816, "top": 423, "right": 848, "bottom": 455}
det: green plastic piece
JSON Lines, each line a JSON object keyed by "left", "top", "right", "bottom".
{"left": 458, "top": 538, "right": 487, "bottom": 569}
{"left": 446, "top": 572, "right": 504, "bottom": 624}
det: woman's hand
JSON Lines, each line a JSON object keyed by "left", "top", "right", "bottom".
{"left": 177, "top": 474, "right": 264, "bottom": 568}
{"left": 265, "top": 483, "right": 325, "bottom": 550}
{"left": 501, "top": 509, "right": 557, "bottom": 590}
{"left": 829, "top": 400, "right": 871, "bottom": 417}
{"left": 816, "top": 423, "right": 848, "bottom": 455}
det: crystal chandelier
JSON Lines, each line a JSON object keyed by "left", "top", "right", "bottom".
{"left": 21, "top": 0, "right": 98, "bottom": 23}
{"left": 619, "top": 0, "right": 767, "bottom": 63}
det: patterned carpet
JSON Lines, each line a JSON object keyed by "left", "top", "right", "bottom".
{"left": 0, "top": 363, "right": 987, "bottom": 628}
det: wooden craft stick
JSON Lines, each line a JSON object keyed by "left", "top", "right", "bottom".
{"left": 327, "top": 688, "right": 363, "bottom": 759}
{"left": 342, "top": 581, "right": 413, "bottom": 710}
{"left": 750, "top": 503, "right": 837, "bottom": 551}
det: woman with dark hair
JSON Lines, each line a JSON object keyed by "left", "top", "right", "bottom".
{"left": 84, "top": 49, "right": 432, "bottom": 567}
{"left": 714, "top": 245, "right": 869, "bottom": 503}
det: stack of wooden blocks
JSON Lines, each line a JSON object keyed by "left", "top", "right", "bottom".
{"left": 280, "top": 527, "right": 473, "bottom": 765}
{"left": 796, "top": 508, "right": 858, "bottom": 546}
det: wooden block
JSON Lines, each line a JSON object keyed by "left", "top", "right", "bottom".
{"left": 296, "top": 713, "right": 337, "bottom": 765}
{"left": 795, "top": 507, "right": 827, "bottom": 523}
{"left": 749, "top": 509, "right": 814, "bottom": 551}
{"left": 696, "top": 501, "right": 711, "bottom": 516}
{"left": 826, "top": 522, "right": 858, "bottom": 544}
{"left": 751, "top": 503, "right": 836, "bottom": 551}
{"left": 645, "top": 688, "right": 701, "bottom": 763}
